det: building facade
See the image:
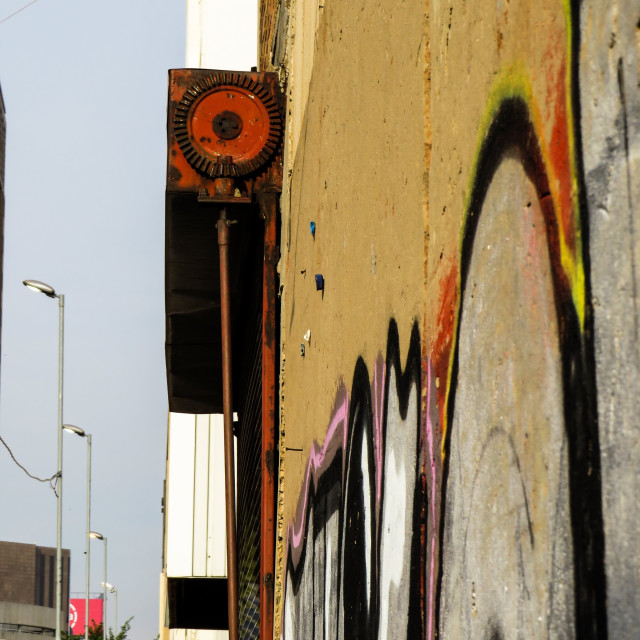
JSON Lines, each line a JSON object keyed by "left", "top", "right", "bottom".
{"left": 164, "top": 1, "right": 640, "bottom": 638}
{"left": 0, "top": 541, "right": 71, "bottom": 638}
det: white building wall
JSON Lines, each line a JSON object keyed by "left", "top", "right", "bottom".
{"left": 185, "top": 0, "right": 258, "bottom": 70}
{"left": 171, "top": 629, "right": 227, "bottom": 640}
{"left": 166, "top": 413, "right": 228, "bottom": 578}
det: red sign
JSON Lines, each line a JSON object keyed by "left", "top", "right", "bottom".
{"left": 69, "top": 598, "right": 104, "bottom": 633}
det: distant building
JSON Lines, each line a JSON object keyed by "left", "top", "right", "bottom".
{"left": 0, "top": 541, "right": 71, "bottom": 638}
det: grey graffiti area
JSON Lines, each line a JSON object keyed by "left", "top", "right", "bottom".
{"left": 439, "top": 156, "right": 575, "bottom": 639}
{"left": 283, "top": 338, "right": 422, "bottom": 640}
{"left": 580, "top": 1, "right": 640, "bottom": 636}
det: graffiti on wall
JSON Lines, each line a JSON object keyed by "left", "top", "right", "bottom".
{"left": 279, "top": 1, "right": 637, "bottom": 638}
{"left": 429, "top": 2, "right": 610, "bottom": 637}
{"left": 437, "top": 97, "right": 606, "bottom": 639}
{"left": 282, "top": 321, "right": 427, "bottom": 639}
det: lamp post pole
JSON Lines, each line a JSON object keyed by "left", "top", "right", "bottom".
{"left": 103, "top": 538, "right": 107, "bottom": 640}
{"left": 23, "top": 280, "right": 65, "bottom": 640}
{"left": 63, "top": 425, "right": 91, "bottom": 640}
{"left": 103, "top": 583, "right": 117, "bottom": 632}
{"left": 90, "top": 532, "right": 107, "bottom": 640}
{"left": 57, "top": 293, "right": 64, "bottom": 640}
{"left": 111, "top": 587, "right": 117, "bottom": 632}
{"left": 85, "top": 435, "right": 91, "bottom": 640}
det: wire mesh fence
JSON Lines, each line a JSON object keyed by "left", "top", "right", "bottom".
{"left": 236, "top": 295, "right": 262, "bottom": 640}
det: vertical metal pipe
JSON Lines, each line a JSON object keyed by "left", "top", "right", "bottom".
{"left": 218, "top": 206, "right": 239, "bottom": 640}
{"left": 259, "top": 192, "right": 278, "bottom": 640}
{"left": 85, "top": 435, "right": 91, "bottom": 640}
{"left": 56, "top": 293, "right": 64, "bottom": 640}
{"left": 103, "top": 539, "right": 107, "bottom": 640}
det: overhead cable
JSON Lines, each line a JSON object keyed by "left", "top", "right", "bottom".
{"left": 0, "top": 433, "right": 58, "bottom": 494}
{"left": 0, "top": 0, "right": 43, "bottom": 26}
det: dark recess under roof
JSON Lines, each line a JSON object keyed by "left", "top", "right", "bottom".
{"left": 165, "top": 191, "right": 262, "bottom": 414}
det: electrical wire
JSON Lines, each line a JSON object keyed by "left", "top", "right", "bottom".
{"left": 0, "top": 0, "right": 43, "bottom": 26}
{"left": 0, "top": 433, "right": 59, "bottom": 495}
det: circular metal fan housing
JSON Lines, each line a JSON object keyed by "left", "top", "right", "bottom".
{"left": 174, "top": 72, "right": 282, "bottom": 178}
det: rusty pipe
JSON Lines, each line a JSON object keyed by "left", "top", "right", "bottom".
{"left": 259, "top": 192, "right": 278, "bottom": 639}
{"left": 218, "top": 206, "right": 239, "bottom": 640}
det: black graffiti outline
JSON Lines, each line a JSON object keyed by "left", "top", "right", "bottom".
{"left": 378, "top": 320, "right": 424, "bottom": 640}
{"left": 284, "top": 319, "right": 424, "bottom": 639}
{"left": 438, "top": 96, "right": 607, "bottom": 638}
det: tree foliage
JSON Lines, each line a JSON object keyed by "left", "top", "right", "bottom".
{"left": 63, "top": 617, "right": 133, "bottom": 640}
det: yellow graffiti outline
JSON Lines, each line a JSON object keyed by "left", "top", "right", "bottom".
{"left": 562, "top": 0, "right": 585, "bottom": 326}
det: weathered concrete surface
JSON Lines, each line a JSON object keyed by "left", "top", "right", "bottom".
{"left": 440, "top": 155, "right": 574, "bottom": 638}
{"left": 428, "top": 1, "right": 594, "bottom": 637}
{"left": 579, "top": 2, "right": 640, "bottom": 636}
{"left": 0, "top": 601, "right": 55, "bottom": 638}
{"left": 273, "top": 0, "right": 428, "bottom": 635}
{"left": 263, "top": 0, "right": 640, "bottom": 636}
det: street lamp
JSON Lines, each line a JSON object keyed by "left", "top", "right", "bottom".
{"left": 23, "top": 279, "right": 64, "bottom": 640}
{"left": 89, "top": 531, "right": 107, "bottom": 640}
{"left": 102, "top": 582, "right": 117, "bottom": 632}
{"left": 63, "top": 425, "right": 92, "bottom": 640}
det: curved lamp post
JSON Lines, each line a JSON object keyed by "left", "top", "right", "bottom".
{"left": 64, "top": 425, "right": 91, "bottom": 640}
{"left": 102, "top": 582, "right": 117, "bottom": 632}
{"left": 89, "top": 531, "right": 107, "bottom": 640}
{"left": 23, "top": 279, "right": 64, "bottom": 640}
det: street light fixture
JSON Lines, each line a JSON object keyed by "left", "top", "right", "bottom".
{"left": 23, "top": 279, "right": 64, "bottom": 640}
{"left": 63, "top": 424, "right": 84, "bottom": 436}
{"left": 23, "top": 279, "right": 56, "bottom": 297}
{"left": 101, "top": 582, "right": 117, "bottom": 632}
{"left": 89, "top": 531, "right": 107, "bottom": 640}
{"left": 64, "top": 424, "right": 92, "bottom": 640}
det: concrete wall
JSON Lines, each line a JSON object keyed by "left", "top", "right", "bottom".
{"left": 273, "top": 1, "right": 427, "bottom": 637}
{"left": 0, "top": 542, "right": 37, "bottom": 605}
{"left": 0, "top": 601, "right": 55, "bottom": 639}
{"left": 265, "top": 0, "right": 640, "bottom": 638}
{"left": 579, "top": 3, "right": 640, "bottom": 636}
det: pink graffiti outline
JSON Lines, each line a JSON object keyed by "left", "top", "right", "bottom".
{"left": 289, "top": 392, "right": 350, "bottom": 550}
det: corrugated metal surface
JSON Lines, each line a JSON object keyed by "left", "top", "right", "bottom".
{"left": 165, "top": 413, "right": 227, "bottom": 579}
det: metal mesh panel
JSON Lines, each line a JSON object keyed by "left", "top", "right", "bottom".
{"left": 237, "top": 303, "right": 262, "bottom": 639}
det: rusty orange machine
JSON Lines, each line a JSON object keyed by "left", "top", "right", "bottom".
{"left": 167, "top": 69, "right": 283, "bottom": 197}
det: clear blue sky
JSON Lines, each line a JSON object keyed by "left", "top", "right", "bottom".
{"left": 0, "top": 1, "right": 184, "bottom": 637}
